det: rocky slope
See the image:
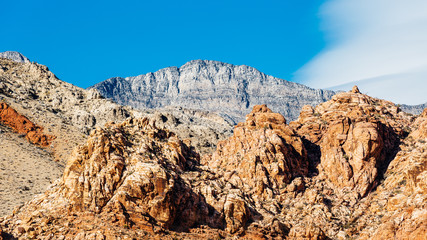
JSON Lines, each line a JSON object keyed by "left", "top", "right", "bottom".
{"left": 0, "top": 56, "right": 232, "bottom": 216}
{"left": 0, "top": 122, "right": 63, "bottom": 217}
{"left": 91, "top": 60, "right": 336, "bottom": 123}
{"left": 1, "top": 86, "right": 426, "bottom": 239}
{"left": 0, "top": 56, "right": 232, "bottom": 155}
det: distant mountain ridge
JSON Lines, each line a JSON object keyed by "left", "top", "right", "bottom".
{"left": 91, "top": 60, "right": 336, "bottom": 122}
{"left": 0, "top": 51, "right": 30, "bottom": 63}
{"left": 400, "top": 102, "right": 427, "bottom": 115}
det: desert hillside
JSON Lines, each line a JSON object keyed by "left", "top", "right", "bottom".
{"left": 0, "top": 56, "right": 233, "bottom": 218}
{"left": 1, "top": 80, "right": 425, "bottom": 239}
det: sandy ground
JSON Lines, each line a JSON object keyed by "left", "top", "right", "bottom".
{"left": 0, "top": 124, "right": 64, "bottom": 216}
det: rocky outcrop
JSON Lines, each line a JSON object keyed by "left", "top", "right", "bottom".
{"left": 355, "top": 109, "right": 427, "bottom": 239}
{"left": 0, "top": 57, "right": 233, "bottom": 215}
{"left": 0, "top": 51, "right": 30, "bottom": 63}
{"left": 91, "top": 60, "right": 336, "bottom": 122}
{"left": 410, "top": 108, "right": 427, "bottom": 139}
{"left": 0, "top": 102, "right": 55, "bottom": 146}
{"left": 143, "top": 106, "right": 233, "bottom": 155}
{"left": 204, "top": 105, "right": 308, "bottom": 199}
{"left": 1, "top": 109, "right": 309, "bottom": 238}
{"left": 2, "top": 57, "right": 427, "bottom": 240}
{"left": 0, "top": 57, "right": 232, "bottom": 156}
{"left": 291, "top": 86, "right": 413, "bottom": 197}
{"left": 0, "top": 118, "right": 224, "bottom": 238}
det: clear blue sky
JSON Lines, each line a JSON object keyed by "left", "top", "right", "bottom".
{"left": 1, "top": 0, "right": 326, "bottom": 88}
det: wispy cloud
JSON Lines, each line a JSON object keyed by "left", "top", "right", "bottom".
{"left": 294, "top": 0, "right": 427, "bottom": 105}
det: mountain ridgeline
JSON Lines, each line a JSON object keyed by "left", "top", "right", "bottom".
{"left": 91, "top": 60, "right": 336, "bottom": 123}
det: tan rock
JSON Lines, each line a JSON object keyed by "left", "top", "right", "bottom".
{"left": 1, "top": 76, "right": 426, "bottom": 240}
{"left": 288, "top": 223, "right": 327, "bottom": 240}
{"left": 351, "top": 85, "right": 360, "bottom": 93}
{"left": 371, "top": 210, "right": 427, "bottom": 240}
{"left": 292, "top": 90, "right": 410, "bottom": 197}
{"left": 205, "top": 105, "right": 308, "bottom": 198}
{"left": 1, "top": 117, "right": 220, "bottom": 238}
{"left": 223, "top": 194, "right": 251, "bottom": 234}
{"left": 319, "top": 119, "right": 385, "bottom": 196}
{"left": 410, "top": 107, "right": 427, "bottom": 139}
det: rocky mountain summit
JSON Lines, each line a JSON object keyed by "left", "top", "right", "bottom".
{"left": 91, "top": 60, "right": 336, "bottom": 123}
{"left": 1, "top": 85, "right": 426, "bottom": 239}
{"left": 0, "top": 51, "right": 30, "bottom": 63}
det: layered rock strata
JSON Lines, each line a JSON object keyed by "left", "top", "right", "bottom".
{"left": 91, "top": 60, "right": 336, "bottom": 122}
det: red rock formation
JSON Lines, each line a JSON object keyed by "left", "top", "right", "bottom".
{"left": 1, "top": 88, "right": 425, "bottom": 240}
{"left": 291, "top": 87, "right": 411, "bottom": 196}
{"left": 0, "top": 118, "right": 222, "bottom": 238}
{"left": 205, "top": 104, "right": 308, "bottom": 199}
{"left": 0, "top": 102, "right": 55, "bottom": 147}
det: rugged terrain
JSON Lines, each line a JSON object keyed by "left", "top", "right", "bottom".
{"left": 1, "top": 84, "right": 426, "bottom": 239}
{"left": 91, "top": 60, "right": 336, "bottom": 123}
{"left": 0, "top": 55, "right": 232, "bottom": 216}
{"left": 0, "top": 52, "right": 426, "bottom": 239}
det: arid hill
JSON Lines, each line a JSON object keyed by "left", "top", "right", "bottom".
{"left": 0, "top": 57, "right": 232, "bottom": 217}
{"left": 1, "top": 86, "right": 426, "bottom": 239}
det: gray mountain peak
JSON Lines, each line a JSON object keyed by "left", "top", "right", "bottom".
{"left": 91, "top": 60, "right": 336, "bottom": 123}
{"left": 0, "top": 51, "right": 30, "bottom": 63}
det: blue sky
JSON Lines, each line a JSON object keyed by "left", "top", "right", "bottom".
{"left": 1, "top": 0, "right": 426, "bottom": 104}
{"left": 1, "top": 0, "right": 325, "bottom": 87}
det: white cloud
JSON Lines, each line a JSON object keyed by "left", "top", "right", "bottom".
{"left": 294, "top": 0, "right": 427, "bottom": 105}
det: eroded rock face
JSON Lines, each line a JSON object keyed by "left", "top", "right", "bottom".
{"left": 0, "top": 102, "right": 55, "bottom": 147}
{"left": 205, "top": 105, "right": 308, "bottom": 199}
{"left": 1, "top": 86, "right": 426, "bottom": 240}
{"left": 319, "top": 118, "right": 385, "bottom": 196}
{"left": 357, "top": 111, "right": 427, "bottom": 239}
{"left": 1, "top": 118, "right": 221, "bottom": 238}
{"left": 91, "top": 60, "right": 336, "bottom": 122}
{"left": 0, "top": 57, "right": 232, "bottom": 217}
{"left": 291, "top": 87, "right": 413, "bottom": 196}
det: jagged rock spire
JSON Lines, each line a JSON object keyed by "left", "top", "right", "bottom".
{"left": 351, "top": 85, "right": 360, "bottom": 93}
